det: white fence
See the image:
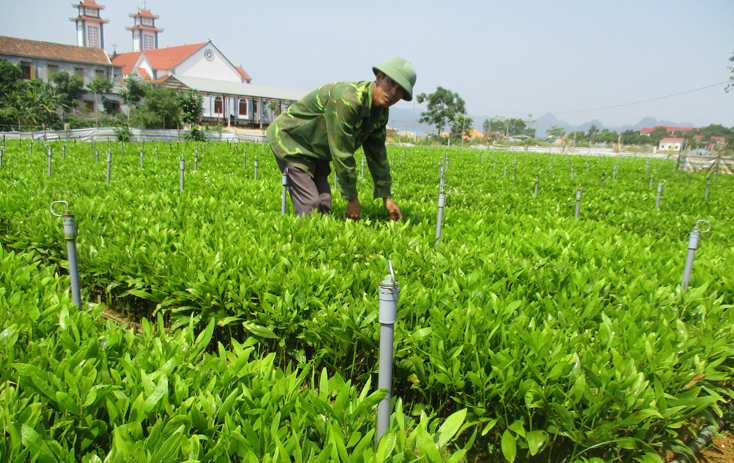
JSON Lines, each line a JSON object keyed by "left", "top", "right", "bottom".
{"left": 0, "top": 128, "right": 267, "bottom": 143}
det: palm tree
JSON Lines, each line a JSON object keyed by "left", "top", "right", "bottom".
{"left": 17, "top": 81, "right": 62, "bottom": 134}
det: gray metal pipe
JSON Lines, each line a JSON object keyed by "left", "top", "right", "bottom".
{"left": 0, "top": 150, "right": 3, "bottom": 168}
{"left": 655, "top": 181, "right": 664, "bottom": 208}
{"left": 504, "top": 164, "right": 507, "bottom": 177}
{"left": 106, "top": 152, "right": 111, "bottom": 183}
{"left": 96, "top": 150, "right": 99, "bottom": 163}
{"left": 140, "top": 151, "right": 144, "bottom": 169}
{"left": 254, "top": 158, "right": 258, "bottom": 181}
{"left": 575, "top": 187, "right": 582, "bottom": 219}
{"left": 63, "top": 211, "right": 82, "bottom": 311}
{"left": 650, "top": 173, "right": 654, "bottom": 188}
{"left": 681, "top": 221, "right": 710, "bottom": 290}
{"left": 435, "top": 188, "right": 446, "bottom": 244}
{"left": 180, "top": 158, "right": 185, "bottom": 192}
{"left": 281, "top": 167, "right": 288, "bottom": 215}
{"left": 705, "top": 178, "right": 709, "bottom": 200}
{"left": 439, "top": 165, "right": 445, "bottom": 189}
{"left": 62, "top": 143, "right": 66, "bottom": 159}
{"left": 47, "top": 148, "right": 52, "bottom": 176}
{"left": 195, "top": 154, "right": 198, "bottom": 172}
{"left": 361, "top": 157, "right": 365, "bottom": 179}
{"left": 376, "top": 262, "right": 399, "bottom": 446}
{"left": 586, "top": 161, "right": 589, "bottom": 174}
{"left": 534, "top": 174, "right": 539, "bottom": 197}
{"left": 601, "top": 172, "right": 605, "bottom": 189}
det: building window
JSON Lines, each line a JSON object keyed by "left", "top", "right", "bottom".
{"left": 86, "top": 7, "right": 97, "bottom": 17}
{"left": 143, "top": 34, "right": 154, "bottom": 50}
{"left": 87, "top": 25, "right": 99, "bottom": 48}
{"left": 214, "top": 97, "right": 223, "bottom": 114}
{"left": 95, "top": 69, "right": 105, "bottom": 80}
{"left": 85, "top": 101, "right": 95, "bottom": 112}
{"left": 75, "top": 67, "right": 84, "bottom": 81}
{"left": 20, "top": 62, "right": 32, "bottom": 80}
{"left": 142, "top": 17, "right": 153, "bottom": 26}
{"left": 47, "top": 64, "right": 59, "bottom": 81}
{"left": 239, "top": 99, "right": 247, "bottom": 116}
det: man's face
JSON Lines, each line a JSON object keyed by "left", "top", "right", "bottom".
{"left": 373, "top": 72, "right": 404, "bottom": 108}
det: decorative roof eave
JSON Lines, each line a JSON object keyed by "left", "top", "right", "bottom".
{"left": 125, "top": 25, "right": 164, "bottom": 32}
{"left": 71, "top": 0, "right": 105, "bottom": 8}
{"left": 69, "top": 15, "right": 110, "bottom": 24}
{"left": 129, "top": 9, "right": 160, "bottom": 19}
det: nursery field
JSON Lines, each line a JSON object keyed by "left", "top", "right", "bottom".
{"left": 1, "top": 139, "right": 733, "bottom": 462}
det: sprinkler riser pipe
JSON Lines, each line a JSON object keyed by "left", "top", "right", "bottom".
{"left": 180, "top": 159, "right": 185, "bottom": 192}
{"left": 435, "top": 192, "right": 446, "bottom": 242}
{"left": 47, "top": 148, "right": 52, "bottom": 176}
{"left": 655, "top": 182, "right": 663, "bottom": 208}
{"left": 281, "top": 171, "right": 288, "bottom": 215}
{"left": 575, "top": 190, "right": 582, "bottom": 219}
{"left": 62, "top": 213, "right": 82, "bottom": 311}
{"left": 106, "top": 153, "right": 111, "bottom": 183}
{"left": 681, "top": 229, "right": 700, "bottom": 290}
{"left": 361, "top": 157, "right": 365, "bottom": 179}
{"left": 254, "top": 160, "right": 258, "bottom": 181}
{"left": 376, "top": 278, "right": 399, "bottom": 446}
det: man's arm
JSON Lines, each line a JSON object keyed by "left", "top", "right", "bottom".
{"left": 362, "top": 127, "right": 392, "bottom": 199}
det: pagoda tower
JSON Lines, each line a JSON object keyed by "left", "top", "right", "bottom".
{"left": 127, "top": 3, "right": 163, "bottom": 52}
{"left": 70, "top": 0, "right": 109, "bottom": 49}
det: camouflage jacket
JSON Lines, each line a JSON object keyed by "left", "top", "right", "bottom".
{"left": 267, "top": 81, "right": 392, "bottom": 201}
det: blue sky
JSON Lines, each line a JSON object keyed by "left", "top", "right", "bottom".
{"left": 2, "top": 0, "right": 732, "bottom": 129}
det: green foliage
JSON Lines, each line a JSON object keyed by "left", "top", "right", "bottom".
{"left": 0, "top": 246, "right": 468, "bottom": 461}
{"left": 114, "top": 126, "right": 132, "bottom": 142}
{"left": 649, "top": 126, "right": 669, "bottom": 145}
{"left": 52, "top": 71, "right": 86, "bottom": 112}
{"left": 483, "top": 117, "right": 534, "bottom": 138}
{"left": 1, "top": 142, "right": 733, "bottom": 461}
{"left": 86, "top": 78, "right": 113, "bottom": 96}
{"left": 182, "top": 125, "right": 208, "bottom": 141}
{"left": 416, "top": 87, "right": 466, "bottom": 135}
{"left": 175, "top": 90, "right": 204, "bottom": 126}
{"left": 131, "top": 87, "right": 180, "bottom": 129}
{"left": 547, "top": 125, "right": 566, "bottom": 138}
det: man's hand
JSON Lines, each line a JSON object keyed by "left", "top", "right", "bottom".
{"left": 345, "top": 198, "right": 361, "bottom": 221}
{"left": 383, "top": 197, "right": 403, "bottom": 222}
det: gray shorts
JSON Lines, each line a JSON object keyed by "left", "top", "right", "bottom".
{"left": 274, "top": 154, "right": 332, "bottom": 217}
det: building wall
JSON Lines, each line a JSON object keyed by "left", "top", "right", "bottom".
{"left": 174, "top": 45, "right": 242, "bottom": 82}
{"left": 0, "top": 54, "right": 119, "bottom": 87}
{"left": 659, "top": 142, "right": 682, "bottom": 152}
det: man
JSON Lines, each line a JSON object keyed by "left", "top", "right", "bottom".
{"left": 267, "top": 57, "right": 416, "bottom": 222}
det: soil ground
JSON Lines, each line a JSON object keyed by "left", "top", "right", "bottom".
{"left": 698, "top": 428, "right": 734, "bottom": 463}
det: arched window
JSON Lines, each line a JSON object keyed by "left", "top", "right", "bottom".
{"left": 214, "top": 97, "right": 222, "bottom": 114}
{"left": 239, "top": 99, "right": 247, "bottom": 116}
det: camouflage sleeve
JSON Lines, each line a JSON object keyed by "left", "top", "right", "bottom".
{"left": 362, "top": 124, "right": 392, "bottom": 199}
{"left": 324, "top": 93, "right": 359, "bottom": 200}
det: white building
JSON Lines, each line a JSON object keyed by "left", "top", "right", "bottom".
{"left": 659, "top": 137, "right": 684, "bottom": 153}
{"left": 70, "top": 0, "right": 108, "bottom": 50}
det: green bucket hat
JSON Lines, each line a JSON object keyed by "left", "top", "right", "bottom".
{"left": 372, "top": 57, "right": 416, "bottom": 102}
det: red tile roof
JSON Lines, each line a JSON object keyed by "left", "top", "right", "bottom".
{"left": 130, "top": 9, "right": 159, "bottom": 19}
{"left": 236, "top": 66, "right": 251, "bottom": 81}
{"left": 111, "top": 51, "right": 140, "bottom": 75}
{"left": 135, "top": 67, "right": 152, "bottom": 81}
{"left": 72, "top": 15, "right": 109, "bottom": 24}
{"left": 72, "top": 0, "right": 104, "bottom": 9}
{"left": 0, "top": 35, "right": 112, "bottom": 65}
{"left": 143, "top": 43, "right": 206, "bottom": 71}
{"left": 125, "top": 25, "right": 163, "bottom": 32}
{"left": 641, "top": 126, "right": 697, "bottom": 134}
{"left": 661, "top": 137, "right": 684, "bottom": 142}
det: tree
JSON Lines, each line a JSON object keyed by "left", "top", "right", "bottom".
{"left": 547, "top": 126, "right": 565, "bottom": 138}
{"left": 416, "top": 87, "right": 466, "bottom": 136}
{"left": 0, "top": 61, "right": 23, "bottom": 130}
{"left": 176, "top": 90, "right": 204, "bottom": 125}
{"left": 587, "top": 124, "right": 599, "bottom": 139}
{"left": 131, "top": 86, "right": 180, "bottom": 129}
{"left": 649, "top": 126, "right": 669, "bottom": 145}
{"left": 87, "top": 78, "right": 113, "bottom": 128}
{"left": 52, "top": 71, "right": 85, "bottom": 113}
{"left": 450, "top": 112, "right": 473, "bottom": 140}
{"left": 119, "top": 78, "right": 148, "bottom": 124}
{"left": 16, "top": 80, "right": 62, "bottom": 132}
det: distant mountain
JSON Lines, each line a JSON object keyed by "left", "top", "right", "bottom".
{"left": 388, "top": 107, "right": 696, "bottom": 138}
{"left": 535, "top": 113, "right": 696, "bottom": 139}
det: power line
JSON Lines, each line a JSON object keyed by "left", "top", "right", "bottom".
{"left": 466, "top": 81, "right": 730, "bottom": 116}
